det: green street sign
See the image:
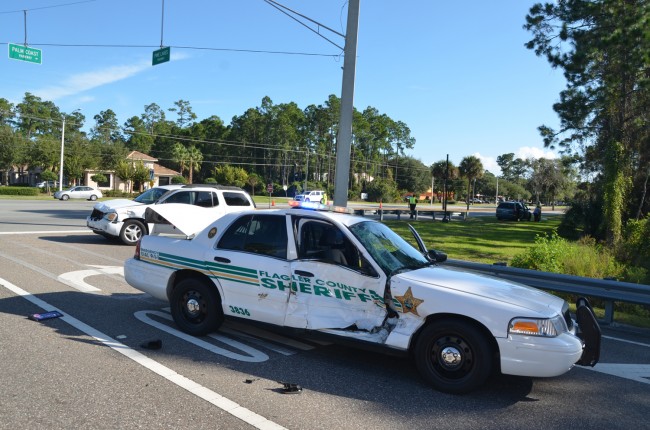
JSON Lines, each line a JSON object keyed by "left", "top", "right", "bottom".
{"left": 8, "top": 43, "right": 42, "bottom": 64}
{"left": 152, "top": 47, "right": 170, "bottom": 66}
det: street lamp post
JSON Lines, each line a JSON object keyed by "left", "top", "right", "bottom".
{"left": 59, "top": 115, "right": 65, "bottom": 192}
{"left": 59, "top": 109, "right": 79, "bottom": 191}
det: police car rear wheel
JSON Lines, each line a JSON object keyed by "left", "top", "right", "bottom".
{"left": 414, "top": 319, "right": 492, "bottom": 394}
{"left": 171, "top": 278, "right": 223, "bottom": 336}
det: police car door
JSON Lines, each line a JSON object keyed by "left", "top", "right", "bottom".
{"left": 286, "top": 215, "right": 386, "bottom": 331}
{"left": 209, "top": 213, "right": 291, "bottom": 326}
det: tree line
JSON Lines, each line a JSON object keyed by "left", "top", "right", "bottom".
{"left": 0, "top": 92, "right": 575, "bottom": 206}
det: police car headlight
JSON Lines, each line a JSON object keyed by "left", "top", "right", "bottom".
{"left": 105, "top": 212, "right": 118, "bottom": 222}
{"left": 508, "top": 315, "right": 566, "bottom": 337}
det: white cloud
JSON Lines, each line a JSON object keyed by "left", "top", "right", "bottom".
{"left": 473, "top": 152, "right": 500, "bottom": 175}
{"left": 33, "top": 61, "right": 151, "bottom": 101}
{"left": 516, "top": 146, "right": 558, "bottom": 161}
{"left": 170, "top": 51, "right": 190, "bottom": 61}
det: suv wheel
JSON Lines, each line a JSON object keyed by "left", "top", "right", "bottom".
{"left": 120, "top": 220, "right": 146, "bottom": 245}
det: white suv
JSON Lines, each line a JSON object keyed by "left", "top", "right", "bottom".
{"left": 294, "top": 190, "right": 327, "bottom": 203}
{"left": 86, "top": 184, "right": 254, "bottom": 245}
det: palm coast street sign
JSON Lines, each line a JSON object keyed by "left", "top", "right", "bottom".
{"left": 8, "top": 43, "right": 42, "bottom": 64}
{"left": 152, "top": 47, "right": 170, "bottom": 66}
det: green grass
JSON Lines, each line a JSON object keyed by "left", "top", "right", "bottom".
{"left": 385, "top": 215, "right": 650, "bottom": 329}
{"left": 384, "top": 215, "right": 563, "bottom": 265}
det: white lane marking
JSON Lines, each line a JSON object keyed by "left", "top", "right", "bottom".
{"left": 134, "top": 310, "right": 269, "bottom": 362}
{"left": 0, "top": 230, "right": 90, "bottom": 235}
{"left": 57, "top": 266, "right": 124, "bottom": 293}
{"left": 585, "top": 364, "right": 650, "bottom": 385}
{"left": 0, "top": 278, "right": 285, "bottom": 430}
{"left": 219, "top": 326, "right": 297, "bottom": 356}
{"left": 584, "top": 335, "right": 650, "bottom": 384}
{"left": 602, "top": 335, "right": 650, "bottom": 348}
{"left": 226, "top": 320, "right": 315, "bottom": 350}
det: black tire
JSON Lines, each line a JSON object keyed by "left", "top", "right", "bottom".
{"left": 170, "top": 278, "right": 224, "bottom": 336}
{"left": 120, "top": 220, "right": 146, "bottom": 245}
{"left": 414, "top": 319, "right": 493, "bottom": 394}
{"left": 90, "top": 194, "right": 98, "bottom": 201}
{"left": 61, "top": 194, "right": 69, "bottom": 201}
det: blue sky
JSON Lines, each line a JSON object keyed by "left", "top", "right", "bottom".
{"left": 1, "top": 0, "right": 564, "bottom": 174}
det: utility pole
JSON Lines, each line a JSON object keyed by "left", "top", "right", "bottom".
{"left": 333, "top": 0, "right": 360, "bottom": 207}
{"left": 304, "top": 149, "right": 308, "bottom": 193}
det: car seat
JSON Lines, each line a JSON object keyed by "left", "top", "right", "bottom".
{"left": 319, "top": 228, "right": 348, "bottom": 265}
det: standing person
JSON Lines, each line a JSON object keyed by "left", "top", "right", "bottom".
{"left": 409, "top": 195, "right": 418, "bottom": 219}
{"left": 534, "top": 203, "right": 542, "bottom": 222}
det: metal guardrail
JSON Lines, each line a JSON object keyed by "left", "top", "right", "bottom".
{"left": 443, "top": 259, "right": 650, "bottom": 324}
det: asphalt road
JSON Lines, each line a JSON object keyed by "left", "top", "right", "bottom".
{"left": 0, "top": 199, "right": 648, "bottom": 429}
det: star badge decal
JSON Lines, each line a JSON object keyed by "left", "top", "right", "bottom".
{"left": 395, "top": 287, "right": 424, "bottom": 316}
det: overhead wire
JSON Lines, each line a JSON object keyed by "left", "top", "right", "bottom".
{"left": 0, "top": 0, "right": 99, "bottom": 14}
{"left": 2, "top": 42, "right": 339, "bottom": 58}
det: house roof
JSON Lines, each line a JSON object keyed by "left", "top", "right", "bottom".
{"left": 126, "top": 150, "right": 158, "bottom": 162}
{"left": 154, "top": 163, "right": 180, "bottom": 176}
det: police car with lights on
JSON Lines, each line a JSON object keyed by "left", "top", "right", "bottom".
{"left": 124, "top": 201, "right": 601, "bottom": 394}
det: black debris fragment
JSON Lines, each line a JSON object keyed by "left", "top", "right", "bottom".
{"left": 140, "top": 339, "right": 162, "bottom": 350}
{"left": 278, "top": 381, "right": 302, "bottom": 394}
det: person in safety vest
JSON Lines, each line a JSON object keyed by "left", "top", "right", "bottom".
{"left": 408, "top": 195, "right": 418, "bottom": 219}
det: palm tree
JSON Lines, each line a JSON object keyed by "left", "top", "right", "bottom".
{"left": 172, "top": 143, "right": 188, "bottom": 178}
{"left": 459, "top": 156, "right": 484, "bottom": 210}
{"left": 431, "top": 160, "right": 448, "bottom": 203}
{"left": 186, "top": 145, "right": 203, "bottom": 184}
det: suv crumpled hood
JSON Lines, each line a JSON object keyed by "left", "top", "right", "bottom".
{"left": 398, "top": 265, "right": 564, "bottom": 314}
{"left": 93, "top": 199, "right": 142, "bottom": 212}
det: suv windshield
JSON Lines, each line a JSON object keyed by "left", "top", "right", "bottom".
{"left": 134, "top": 188, "right": 173, "bottom": 204}
{"left": 348, "top": 221, "right": 428, "bottom": 275}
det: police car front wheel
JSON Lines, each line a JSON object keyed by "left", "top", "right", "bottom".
{"left": 414, "top": 319, "right": 493, "bottom": 394}
{"left": 170, "top": 278, "right": 224, "bottom": 336}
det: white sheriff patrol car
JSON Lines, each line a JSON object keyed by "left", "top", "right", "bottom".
{"left": 124, "top": 204, "right": 600, "bottom": 394}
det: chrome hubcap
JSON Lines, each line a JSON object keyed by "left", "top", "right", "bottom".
{"left": 186, "top": 298, "right": 200, "bottom": 315}
{"left": 440, "top": 346, "right": 462, "bottom": 368}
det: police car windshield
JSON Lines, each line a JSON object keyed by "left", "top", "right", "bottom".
{"left": 349, "top": 221, "right": 429, "bottom": 276}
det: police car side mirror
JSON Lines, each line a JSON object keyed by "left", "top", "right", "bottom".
{"left": 427, "top": 249, "right": 447, "bottom": 263}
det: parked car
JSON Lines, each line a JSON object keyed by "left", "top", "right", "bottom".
{"left": 124, "top": 204, "right": 600, "bottom": 394}
{"left": 87, "top": 184, "right": 254, "bottom": 245}
{"left": 294, "top": 190, "right": 327, "bottom": 203}
{"left": 496, "top": 201, "right": 531, "bottom": 221}
{"left": 36, "top": 180, "right": 57, "bottom": 189}
{"left": 53, "top": 186, "right": 103, "bottom": 201}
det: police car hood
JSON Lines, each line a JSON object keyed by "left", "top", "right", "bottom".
{"left": 143, "top": 204, "right": 223, "bottom": 237}
{"left": 398, "top": 265, "right": 564, "bottom": 312}
{"left": 93, "top": 198, "right": 143, "bottom": 212}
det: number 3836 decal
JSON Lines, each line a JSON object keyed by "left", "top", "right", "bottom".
{"left": 229, "top": 305, "right": 251, "bottom": 316}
